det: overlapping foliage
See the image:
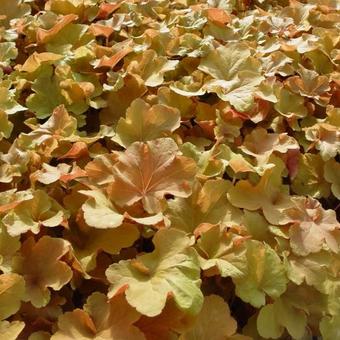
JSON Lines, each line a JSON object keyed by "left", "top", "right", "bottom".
{"left": 0, "top": 0, "right": 339, "bottom": 338}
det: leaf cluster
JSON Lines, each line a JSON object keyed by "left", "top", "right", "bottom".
{"left": 0, "top": 0, "right": 339, "bottom": 339}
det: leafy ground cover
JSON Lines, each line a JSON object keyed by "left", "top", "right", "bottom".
{"left": 0, "top": 0, "right": 339, "bottom": 339}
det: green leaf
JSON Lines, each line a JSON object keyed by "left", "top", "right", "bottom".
{"left": 324, "top": 159, "right": 340, "bottom": 199}
{"left": 26, "top": 65, "right": 65, "bottom": 119}
{"left": 0, "top": 87, "right": 26, "bottom": 115}
{"left": 234, "top": 241, "right": 288, "bottom": 307}
{"left": 80, "top": 190, "right": 124, "bottom": 229}
{"left": 0, "top": 273, "right": 25, "bottom": 320}
{"left": 3, "top": 190, "right": 67, "bottom": 236}
{"left": 257, "top": 297, "right": 307, "bottom": 339}
{"left": 0, "top": 110, "right": 13, "bottom": 140}
{"left": 198, "top": 43, "right": 255, "bottom": 80}
{"left": 196, "top": 224, "right": 246, "bottom": 278}
{"left": 0, "top": 42, "right": 17, "bottom": 67}
{"left": 320, "top": 315, "right": 340, "bottom": 340}
{"left": 113, "top": 98, "right": 180, "bottom": 147}
{"left": 106, "top": 228, "right": 203, "bottom": 317}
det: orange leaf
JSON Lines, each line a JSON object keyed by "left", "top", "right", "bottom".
{"left": 58, "top": 142, "right": 89, "bottom": 160}
{"left": 194, "top": 223, "right": 217, "bottom": 238}
{"left": 60, "top": 168, "right": 87, "bottom": 183}
{"left": 94, "top": 46, "right": 132, "bottom": 69}
{"left": 95, "top": 2, "right": 121, "bottom": 20}
{"left": 19, "top": 52, "right": 63, "bottom": 73}
{"left": 89, "top": 24, "right": 114, "bottom": 39}
{"left": 36, "top": 14, "right": 78, "bottom": 44}
{"left": 0, "top": 201, "right": 21, "bottom": 214}
{"left": 206, "top": 8, "right": 230, "bottom": 26}
{"left": 107, "top": 138, "right": 197, "bottom": 213}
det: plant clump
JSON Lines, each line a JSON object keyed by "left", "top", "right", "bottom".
{"left": 0, "top": 0, "right": 339, "bottom": 339}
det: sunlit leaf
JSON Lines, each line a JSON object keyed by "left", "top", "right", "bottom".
{"left": 107, "top": 138, "right": 197, "bottom": 213}
{"left": 106, "top": 228, "right": 203, "bottom": 317}
{"left": 0, "top": 320, "right": 25, "bottom": 340}
{"left": 114, "top": 99, "right": 180, "bottom": 147}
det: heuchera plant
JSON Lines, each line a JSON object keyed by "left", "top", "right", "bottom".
{"left": 0, "top": 0, "right": 339, "bottom": 339}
